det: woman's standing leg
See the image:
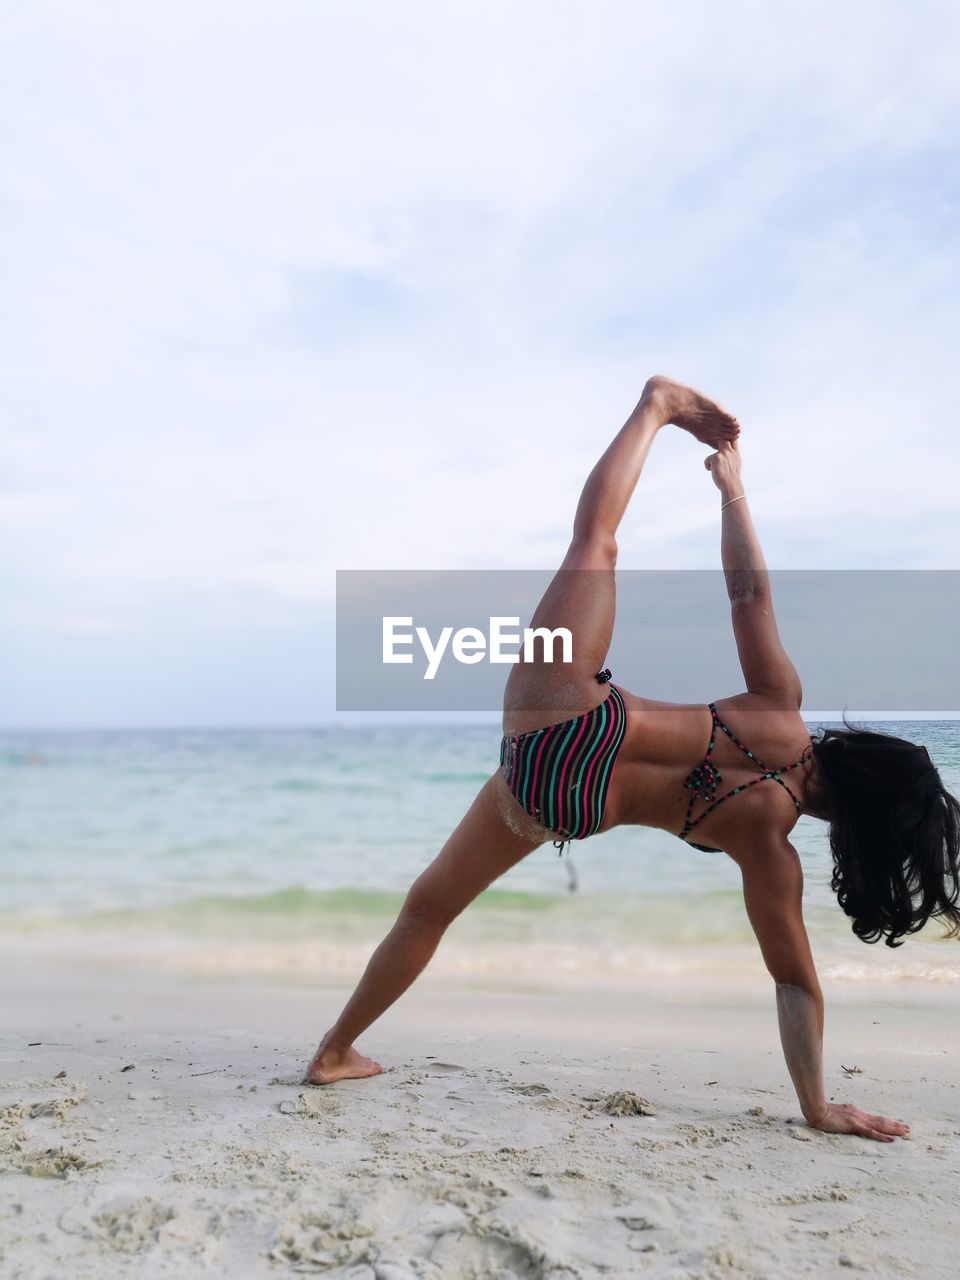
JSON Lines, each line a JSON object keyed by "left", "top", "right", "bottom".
{"left": 305, "top": 772, "right": 547, "bottom": 1083}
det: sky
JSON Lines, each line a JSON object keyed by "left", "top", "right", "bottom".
{"left": 2, "top": 1, "right": 960, "bottom": 727}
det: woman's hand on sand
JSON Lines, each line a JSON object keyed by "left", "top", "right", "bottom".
{"left": 704, "top": 438, "right": 742, "bottom": 498}
{"left": 806, "top": 1102, "right": 910, "bottom": 1142}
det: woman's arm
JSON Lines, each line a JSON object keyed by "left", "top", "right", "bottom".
{"left": 774, "top": 981, "right": 828, "bottom": 1122}
{"left": 740, "top": 837, "right": 910, "bottom": 1141}
{"left": 705, "top": 441, "right": 802, "bottom": 705}
{"left": 739, "top": 840, "right": 827, "bottom": 1120}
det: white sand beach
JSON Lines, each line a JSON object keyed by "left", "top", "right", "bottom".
{"left": 2, "top": 967, "right": 957, "bottom": 1279}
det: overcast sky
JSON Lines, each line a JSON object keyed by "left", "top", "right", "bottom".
{"left": 3, "top": 1, "right": 959, "bottom": 727}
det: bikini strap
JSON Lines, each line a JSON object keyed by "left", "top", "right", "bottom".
{"left": 714, "top": 710, "right": 808, "bottom": 791}
{"left": 680, "top": 708, "right": 808, "bottom": 837}
{"left": 679, "top": 704, "right": 723, "bottom": 837}
{"left": 766, "top": 758, "right": 806, "bottom": 811}
{"left": 713, "top": 712, "right": 770, "bottom": 772}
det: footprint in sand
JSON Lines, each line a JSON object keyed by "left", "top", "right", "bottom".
{"left": 391, "top": 1090, "right": 423, "bottom": 1107}
{"left": 68, "top": 1195, "right": 226, "bottom": 1260}
{"left": 429, "top": 1227, "right": 548, "bottom": 1277}
{"left": 278, "top": 1092, "right": 340, "bottom": 1117}
{"left": 616, "top": 1193, "right": 683, "bottom": 1256}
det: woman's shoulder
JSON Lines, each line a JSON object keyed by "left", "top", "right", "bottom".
{"left": 714, "top": 689, "right": 805, "bottom": 722}
{"left": 712, "top": 691, "right": 809, "bottom": 749}
{"left": 707, "top": 697, "right": 813, "bottom": 832}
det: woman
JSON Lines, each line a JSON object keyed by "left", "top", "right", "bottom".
{"left": 308, "top": 376, "right": 960, "bottom": 1141}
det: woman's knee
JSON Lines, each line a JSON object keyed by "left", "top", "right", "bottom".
{"left": 567, "top": 528, "right": 618, "bottom": 570}
{"left": 401, "top": 879, "right": 460, "bottom": 929}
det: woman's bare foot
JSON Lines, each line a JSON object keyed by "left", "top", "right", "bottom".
{"left": 304, "top": 1040, "right": 385, "bottom": 1085}
{"left": 639, "top": 375, "right": 739, "bottom": 446}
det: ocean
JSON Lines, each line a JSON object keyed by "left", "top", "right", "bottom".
{"left": 2, "top": 721, "right": 959, "bottom": 989}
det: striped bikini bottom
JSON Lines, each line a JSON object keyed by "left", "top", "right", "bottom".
{"left": 499, "top": 682, "right": 628, "bottom": 844}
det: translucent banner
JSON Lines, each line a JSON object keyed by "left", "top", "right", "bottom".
{"left": 336, "top": 570, "right": 960, "bottom": 714}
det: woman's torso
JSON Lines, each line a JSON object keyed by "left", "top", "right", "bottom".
{"left": 601, "top": 687, "right": 813, "bottom": 855}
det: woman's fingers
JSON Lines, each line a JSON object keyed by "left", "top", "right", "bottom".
{"left": 869, "top": 1113, "right": 910, "bottom": 1136}
{"left": 871, "top": 1130, "right": 895, "bottom": 1142}
{"left": 853, "top": 1109, "right": 907, "bottom": 1140}
{"left": 817, "top": 1103, "right": 910, "bottom": 1141}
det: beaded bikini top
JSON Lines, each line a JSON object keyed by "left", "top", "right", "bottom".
{"left": 679, "top": 703, "right": 807, "bottom": 851}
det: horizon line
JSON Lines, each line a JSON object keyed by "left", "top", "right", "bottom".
{"left": 2, "top": 711, "right": 960, "bottom": 733}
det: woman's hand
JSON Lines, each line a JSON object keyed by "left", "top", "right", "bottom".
{"left": 806, "top": 1102, "right": 910, "bottom": 1142}
{"left": 705, "top": 438, "right": 742, "bottom": 499}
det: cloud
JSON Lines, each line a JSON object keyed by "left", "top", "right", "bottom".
{"left": 2, "top": 0, "right": 959, "bottom": 722}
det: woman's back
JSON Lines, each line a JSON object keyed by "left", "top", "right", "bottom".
{"left": 606, "top": 690, "right": 813, "bottom": 850}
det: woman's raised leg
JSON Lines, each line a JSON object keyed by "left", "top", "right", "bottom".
{"left": 503, "top": 375, "right": 738, "bottom": 731}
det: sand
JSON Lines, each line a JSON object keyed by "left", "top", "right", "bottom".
{"left": 1, "top": 971, "right": 957, "bottom": 1278}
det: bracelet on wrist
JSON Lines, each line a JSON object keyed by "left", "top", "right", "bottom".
{"left": 721, "top": 493, "right": 746, "bottom": 511}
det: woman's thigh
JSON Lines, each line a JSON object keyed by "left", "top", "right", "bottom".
{"left": 404, "top": 772, "right": 547, "bottom": 924}
{"left": 503, "top": 537, "right": 616, "bottom": 734}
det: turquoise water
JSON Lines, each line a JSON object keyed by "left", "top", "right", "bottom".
{"left": 2, "top": 722, "right": 959, "bottom": 985}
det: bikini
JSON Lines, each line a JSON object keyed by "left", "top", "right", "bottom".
{"left": 500, "top": 678, "right": 807, "bottom": 856}
{"left": 499, "top": 669, "right": 627, "bottom": 854}
{"left": 680, "top": 702, "right": 808, "bottom": 852}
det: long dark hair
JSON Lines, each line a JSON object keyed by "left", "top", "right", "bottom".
{"left": 808, "top": 721, "right": 960, "bottom": 947}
